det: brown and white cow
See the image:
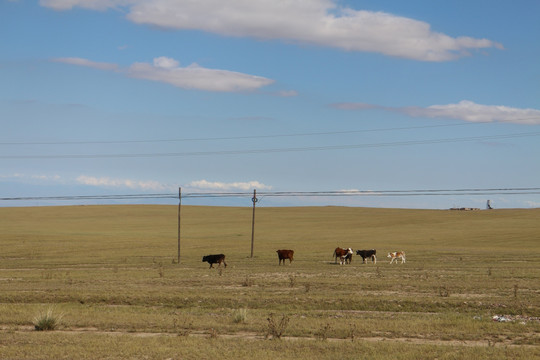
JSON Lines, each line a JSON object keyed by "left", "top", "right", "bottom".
{"left": 387, "top": 251, "right": 406, "bottom": 264}
{"left": 334, "top": 247, "right": 353, "bottom": 264}
{"left": 276, "top": 249, "right": 294, "bottom": 265}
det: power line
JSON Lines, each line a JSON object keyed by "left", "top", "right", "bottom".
{"left": 2, "top": 187, "right": 539, "bottom": 202}
{"left": 2, "top": 118, "right": 539, "bottom": 146}
{"left": 1, "top": 131, "right": 539, "bottom": 160}
{"left": 0, "top": 194, "right": 177, "bottom": 201}
{"left": 0, "top": 122, "right": 487, "bottom": 146}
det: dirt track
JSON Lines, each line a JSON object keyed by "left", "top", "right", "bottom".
{"left": 2, "top": 325, "right": 538, "bottom": 349}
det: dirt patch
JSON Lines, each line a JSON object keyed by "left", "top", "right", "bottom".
{"left": 2, "top": 325, "right": 537, "bottom": 349}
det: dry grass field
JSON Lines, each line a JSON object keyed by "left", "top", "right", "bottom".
{"left": 0, "top": 205, "right": 539, "bottom": 359}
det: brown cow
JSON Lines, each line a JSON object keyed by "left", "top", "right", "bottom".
{"left": 202, "top": 254, "right": 227, "bottom": 268}
{"left": 276, "top": 249, "right": 294, "bottom": 265}
{"left": 333, "top": 247, "right": 353, "bottom": 264}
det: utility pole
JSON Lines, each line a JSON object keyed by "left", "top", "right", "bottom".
{"left": 177, "top": 187, "right": 182, "bottom": 264}
{"left": 250, "top": 189, "right": 257, "bottom": 258}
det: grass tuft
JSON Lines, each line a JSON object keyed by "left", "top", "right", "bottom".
{"left": 265, "top": 313, "right": 290, "bottom": 340}
{"left": 241, "top": 276, "right": 253, "bottom": 287}
{"left": 232, "top": 308, "right": 248, "bottom": 324}
{"left": 289, "top": 275, "right": 296, "bottom": 287}
{"left": 315, "top": 322, "right": 332, "bottom": 341}
{"left": 438, "top": 286, "right": 450, "bottom": 297}
{"left": 33, "top": 308, "right": 63, "bottom": 331}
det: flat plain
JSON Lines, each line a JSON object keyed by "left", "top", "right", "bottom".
{"left": 0, "top": 205, "right": 539, "bottom": 359}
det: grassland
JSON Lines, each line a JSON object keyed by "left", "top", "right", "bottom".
{"left": 0, "top": 205, "right": 539, "bottom": 359}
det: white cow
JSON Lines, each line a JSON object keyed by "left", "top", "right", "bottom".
{"left": 387, "top": 251, "right": 406, "bottom": 264}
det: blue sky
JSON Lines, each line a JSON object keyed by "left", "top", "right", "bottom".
{"left": 1, "top": 0, "right": 539, "bottom": 208}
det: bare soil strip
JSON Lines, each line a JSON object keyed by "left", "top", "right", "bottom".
{"left": 2, "top": 325, "right": 537, "bottom": 349}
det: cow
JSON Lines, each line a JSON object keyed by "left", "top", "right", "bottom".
{"left": 356, "top": 249, "right": 377, "bottom": 264}
{"left": 387, "top": 251, "right": 406, "bottom": 264}
{"left": 339, "top": 252, "right": 352, "bottom": 265}
{"left": 202, "top": 254, "right": 227, "bottom": 268}
{"left": 334, "top": 247, "right": 353, "bottom": 264}
{"left": 276, "top": 249, "right": 294, "bottom": 265}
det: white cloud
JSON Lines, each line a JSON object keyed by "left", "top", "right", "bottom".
{"left": 41, "top": 0, "right": 502, "bottom": 61}
{"left": 51, "top": 56, "right": 274, "bottom": 92}
{"left": 152, "top": 56, "right": 179, "bottom": 69}
{"left": 53, "top": 57, "right": 119, "bottom": 71}
{"left": 338, "top": 189, "right": 381, "bottom": 195}
{"left": 333, "top": 100, "right": 540, "bottom": 125}
{"left": 39, "top": 0, "right": 131, "bottom": 11}
{"left": 524, "top": 201, "right": 540, "bottom": 208}
{"left": 402, "top": 101, "right": 540, "bottom": 125}
{"left": 75, "top": 176, "right": 272, "bottom": 192}
{"left": 76, "top": 175, "right": 174, "bottom": 191}
{"left": 275, "top": 90, "right": 298, "bottom": 97}
{"left": 4, "top": 173, "right": 271, "bottom": 193}
{"left": 0, "top": 173, "right": 62, "bottom": 182}
{"left": 127, "top": 58, "right": 274, "bottom": 92}
{"left": 187, "top": 179, "right": 272, "bottom": 191}
{"left": 331, "top": 103, "right": 380, "bottom": 111}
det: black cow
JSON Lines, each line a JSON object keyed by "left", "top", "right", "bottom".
{"left": 356, "top": 249, "right": 377, "bottom": 264}
{"left": 276, "top": 249, "right": 294, "bottom": 265}
{"left": 202, "top": 254, "right": 227, "bottom": 268}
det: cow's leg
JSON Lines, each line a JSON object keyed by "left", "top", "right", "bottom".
{"left": 373, "top": 255, "right": 377, "bottom": 264}
{"left": 209, "top": 263, "right": 213, "bottom": 268}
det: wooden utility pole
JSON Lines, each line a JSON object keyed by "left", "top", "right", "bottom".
{"left": 250, "top": 189, "right": 257, "bottom": 258}
{"left": 177, "top": 187, "right": 182, "bottom": 264}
